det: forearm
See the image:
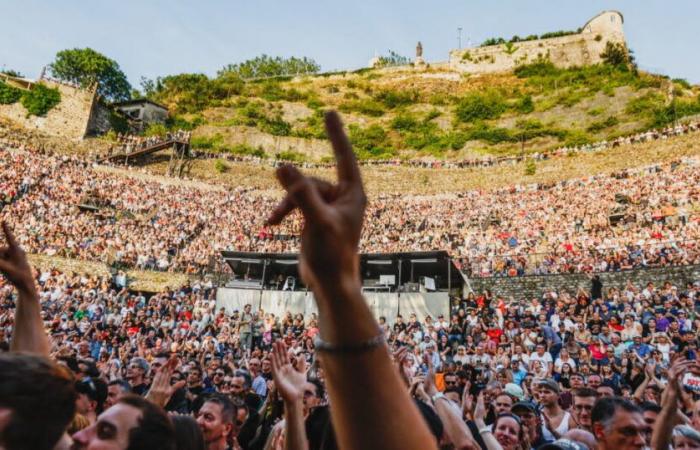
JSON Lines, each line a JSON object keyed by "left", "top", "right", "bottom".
{"left": 474, "top": 419, "right": 504, "bottom": 450}
{"left": 10, "top": 285, "right": 50, "bottom": 356}
{"left": 650, "top": 397, "right": 680, "bottom": 450}
{"left": 315, "top": 279, "right": 437, "bottom": 450}
{"left": 284, "top": 400, "right": 308, "bottom": 450}
{"left": 434, "top": 398, "right": 477, "bottom": 450}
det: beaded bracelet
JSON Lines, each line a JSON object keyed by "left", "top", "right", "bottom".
{"left": 313, "top": 332, "right": 386, "bottom": 354}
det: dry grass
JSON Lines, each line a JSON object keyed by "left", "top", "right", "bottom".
{"left": 142, "top": 132, "right": 700, "bottom": 196}
{"left": 27, "top": 254, "right": 192, "bottom": 292}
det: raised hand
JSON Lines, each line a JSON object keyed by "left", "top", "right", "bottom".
{"left": 267, "top": 111, "right": 366, "bottom": 293}
{"left": 270, "top": 341, "right": 311, "bottom": 404}
{"left": 0, "top": 221, "right": 35, "bottom": 293}
{"left": 145, "top": 356, "right": 185, "bottom": 408}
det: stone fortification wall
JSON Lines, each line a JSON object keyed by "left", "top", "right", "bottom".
{"left": 468, "top": 264, "right": 700, "bottom": 299}
{"left": 0, "top": 79, "right": 97, "bottom": 140}
{"left": 449, "top": 11, "right": 625, "bottom": 74}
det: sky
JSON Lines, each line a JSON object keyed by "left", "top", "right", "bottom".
{"left": 1, "top": 0, "right": 699, "bottom": 88}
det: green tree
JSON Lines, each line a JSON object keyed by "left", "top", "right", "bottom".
{"left": 48, "top": 48, "right": 131, "bottom": 101}
{"left": 376, "top": 50, "right": 411, "bottom": 67}
{"left": 219, "top": 55, "right": 320, "bottom": 79}
{"left": 600, "top": 42, "right": 635, "bottom": 71}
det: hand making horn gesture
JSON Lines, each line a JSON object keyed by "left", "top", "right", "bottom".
{"left": 267, "top": 111, "right": 366, "bottom": 295}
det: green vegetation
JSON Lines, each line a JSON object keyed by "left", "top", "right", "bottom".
{"left": 48, "top": 48, "right": 131, "bottom": 101}
{"left": 219, "top": 55, "right": 320, "bottom": 79}
{"left": 20, "top": 83, "right": 61, "bottom": 116}
{"left": 454, "top": 91, "right": 508, "bottom": 122}
{"left": 275, "top": 150, "right": 306, "bottom": 162}
{"left": 373, "top": 89, "right": 419, "bottom": 109}
{"left": 524, "top": 159, "right": 536, "bottom": 175}
{"left": 214, "top": 159, "right": 228, "bottom": 173}
{"left": 348, "top": 124, "right": 395, "bottom": 159}
{"left": 339, "top": 98, "right": 386, "bottom": 117}
{"left": 0, "top": 80, "right": 22, "bottom": 104}
{"left": 586, "top": 116, "right": 619, "bottom": 133}
{"left": 375, "top": 50, "right": 411, "bottom": 68}
{"left": 481, "top": 29, "right": 578, "bottom": 47}
{"left": 600, "top": 42, "right": 635, "bottom": 71}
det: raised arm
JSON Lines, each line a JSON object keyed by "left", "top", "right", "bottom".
{"left": 650, "top": 357, "right": 694, "bottom": 450}
{"left": 424, "top": 361, "right": 478, "bottom": 450}
{"left": 267, "top": 111, "right": 437, "bottom": 450}
{"left": 1, "top": 222, "right": 49, "bottom": 356}
{"left": 270, "top": 341, "right": 309, "bottom": 450}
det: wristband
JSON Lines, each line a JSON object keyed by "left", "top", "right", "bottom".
{"left": 431, "top": 392, "right": 446, "bottom": 403}
{"left": 314, "top": 331, "right": 386, "bottom": 354}
{"left": 479, "top": 427, "right": 492, "bottom": 435}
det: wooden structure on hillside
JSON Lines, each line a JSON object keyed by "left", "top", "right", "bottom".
{"left": 98, "top": 139, "right": 191, "bottom": 177}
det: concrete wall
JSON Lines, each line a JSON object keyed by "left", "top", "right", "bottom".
{"left": 86, "top": 101, "right": 113, "bottom": 136}
{"left": 468, "top": 264, "right": 700, "bottom": 299}
{"left": 449, "top": 11, "right": 625, "bottom": 74}
{"left": 0, "top": 79, "right": 97, "bottom": 140}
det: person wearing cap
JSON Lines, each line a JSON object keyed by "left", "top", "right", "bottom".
{"left": 512, "top": 401, "right": 553, "bottom": 449}
{"left": 670, "top": 425, "right": 700, "bottom": 450}
{"left": 538, "top": 438, "right": 589, "bottom": 450}
{"left": 536, "top": 378, "right": 570, "bottom": 438}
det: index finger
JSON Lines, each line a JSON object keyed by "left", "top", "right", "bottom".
{"left": 324, "top": 111, "right": 361, "bottom": 185}
{"left": 1, "top": 222, "right": 17, "bottom": 248}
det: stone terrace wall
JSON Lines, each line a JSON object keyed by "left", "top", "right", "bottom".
{"left": 468, "top": 264, "right": 700, "bottom": 299}
{"left": 0, "top": 80, "right": 97, "bottom": 140}
{"left": 449, "top": 10, "right": 625, "bottom": 75}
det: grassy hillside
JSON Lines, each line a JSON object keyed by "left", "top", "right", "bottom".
{"left": 147, "top": 61, "right": 700, "bottom": 162}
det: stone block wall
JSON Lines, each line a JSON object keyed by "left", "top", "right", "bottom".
{"left": 448, "top": 11, "right": 625, "bottom": 75}
{"left": 468, "top": 264, "right": 700, "bottom": 299}
{"left": 0, "top": 80, "right": 97, "bottom": 140}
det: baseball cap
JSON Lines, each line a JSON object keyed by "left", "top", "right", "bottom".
{"left": 538, "top": 439, "right": 589, "bottom": 450}
{"left": 504, "top": 383, "right": 525, "bottom": 401}
{"left": 512, "top": 401, "right": 539, "bottom": 415}
{"left": 536, "top": 378, "right": 561, "bottom": 393}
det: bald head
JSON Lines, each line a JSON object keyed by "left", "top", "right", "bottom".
{"left": 563, "top": 429, "right": 596, "bottom": 450}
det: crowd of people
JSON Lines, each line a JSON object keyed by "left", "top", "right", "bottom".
{"left": 4, "top": 136, "right": 700, "bottom": 277}
{"left": 0, "top": 111, "right": 699, "bottom": 450}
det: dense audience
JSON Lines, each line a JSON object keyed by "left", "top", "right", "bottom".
{"left": 3, "top": 137, "right": 700, "bottom": 277}
{"left": 0, "top": 111, "right": 699, "bottom": 450}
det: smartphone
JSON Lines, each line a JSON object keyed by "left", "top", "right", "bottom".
{"left": 687, "top": 349, "right": 697, "bottom": 361}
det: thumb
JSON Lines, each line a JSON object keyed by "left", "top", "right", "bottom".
{"left": 276, "top": 165, "right": 327, "bottom": 224}
{"left": 173, "top": 380, "right": 187, "bottom": 391}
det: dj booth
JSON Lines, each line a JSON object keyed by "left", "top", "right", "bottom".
{"left": 216, "top": 250, "right": 464, "bottom": 323}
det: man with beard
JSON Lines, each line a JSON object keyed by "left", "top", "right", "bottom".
{"left": 196, "top": 394, "right": 236, "bottom": 450}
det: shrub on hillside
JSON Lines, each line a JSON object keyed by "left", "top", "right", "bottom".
{"left": 348, "top": 124, "right": 394, "bottom": 158}
{"left": 214, "top": 159, "right": 228, "bottom": 173}
{"left": 339, "top": 99, "right": 385, "bottom": 117}
{"left": 586, "top": 116, "right": 619, "bottom": 133}
{"left": 0, "top": 80, "right": 22, "bottom": 104}
{"left": 516, "top": 94, "right": 535, "bottom": 113}
{"left": 524, "top": 159, "right": 536, "bottom": 175}
{"left": 275, "top": 151, "right": 306, "bottom": 162}
{"left": 455, "top": 91, "right": 508, "bottom": 122}
{"left": 390, "top": 114, "right": 419, "bottom": 131}
{"left": 374, "top": 89, "right": 419, "bottom": 109}
{"left": 20, "top": 83, "right": 61, "bottom": 116}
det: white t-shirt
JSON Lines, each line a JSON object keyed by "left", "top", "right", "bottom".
{"left": 530, "top": 351, "right": 553, "bottom": 368}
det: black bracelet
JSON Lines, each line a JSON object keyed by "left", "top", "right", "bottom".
{"left": 314, "top": 331, "right": 386, "bottom": 354}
